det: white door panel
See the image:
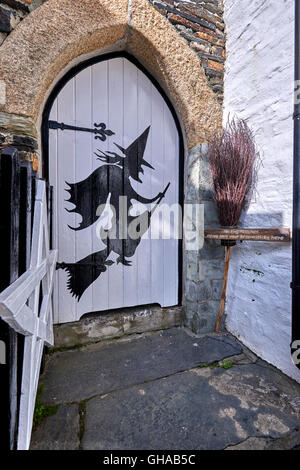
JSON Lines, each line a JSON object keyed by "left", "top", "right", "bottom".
{"left": 48, "top": 56, "right": 180, "bottom": 324}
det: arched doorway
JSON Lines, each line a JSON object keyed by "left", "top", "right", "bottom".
{"left": 0, "top": 0, "right": 223, "bottom": 331}
{"left": 42, "top": 53, "right": 183, "bottom": 323}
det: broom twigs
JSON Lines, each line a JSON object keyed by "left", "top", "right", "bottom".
{"left": 208, "top": 118, "right": 259, "bottom": 227}
{"left": 208, "top": 117, "right": 260, "bottom": 333}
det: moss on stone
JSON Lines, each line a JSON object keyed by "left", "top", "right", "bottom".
{"left": 198, "top": 360, "right": 234, "bottom": 370}
{"left": 33, "top": 386, "right": 59, "bottom": 429}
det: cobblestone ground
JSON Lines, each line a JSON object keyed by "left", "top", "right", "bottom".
{"left": 31, "top": 328, "right": 300, "bottom": 450}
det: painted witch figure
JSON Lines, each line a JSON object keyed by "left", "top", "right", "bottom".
{"left": 57, "top": 126, "right": 170, "bottom": 300}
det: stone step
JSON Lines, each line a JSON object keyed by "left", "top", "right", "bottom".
{"left": 31, "top": 328, "right": 300, "bottom": 450}
{"left": 40, "top": 328, "right": 243, "bottom": 405}
{"left": 53, "top": 305, "right": 184, "bottom": 349}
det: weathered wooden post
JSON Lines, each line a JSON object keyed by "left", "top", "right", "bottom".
{"left": 0, "top": 147, "right": 20, "bottom": 449}
{"left": 205, "top": 229, "right": 292, "bottom": 332}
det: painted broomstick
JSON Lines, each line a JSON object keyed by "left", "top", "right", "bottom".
{"left": 214, "top": 242, "right": 232, "bottom": 333}
{"left": 150, "top": 182, "right": 170, "bottom": 216}
{"left": 208, "top": 118, "right": 259, "bottom": 332}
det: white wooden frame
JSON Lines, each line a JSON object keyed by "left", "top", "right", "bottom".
{"left": 0, "top": 179, "right": 57, "bottom": 450}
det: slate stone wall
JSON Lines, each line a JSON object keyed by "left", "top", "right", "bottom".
{"left": 185, "top": 143, "right": 225, "bottom": 333}
{"left": 0, "top": 1, "right": 44, "bottom": 167}
{"left": 0, "top": 112, "right": 38, "bottom": 170}
{"left": 148, "top": 0, "right": 225, "bottom": 103}
{"left": 0, "top": 1, "right": 45, "bottom": 44}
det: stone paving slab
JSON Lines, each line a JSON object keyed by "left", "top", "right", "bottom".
{"left": 30, "top": 404, "right": 79, "bottom": 450}
{"left": 40, "top": 328, "right": 242, "bottom": 404}
{"left": 82, "top": 364, "right": 300, "bottom": 450}
{"left": 31, "top": 328, "right": 300, "bottom": 450}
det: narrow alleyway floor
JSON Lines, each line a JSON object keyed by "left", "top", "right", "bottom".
{"left": 31, "top": 328, "right": 300, "bottom": 450}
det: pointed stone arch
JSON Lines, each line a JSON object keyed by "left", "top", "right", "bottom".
{"left": 0, "top": 0, "right": 221, "bottom": 151}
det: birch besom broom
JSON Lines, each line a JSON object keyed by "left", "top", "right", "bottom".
{"left": 208, "top": 118, "right": 260, "bottom": 332}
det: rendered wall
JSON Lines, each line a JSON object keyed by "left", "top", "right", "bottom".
{"left": 224, "top": 0, "right": 300, "bottom": 382}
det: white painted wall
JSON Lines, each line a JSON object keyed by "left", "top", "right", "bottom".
{"left": 224, "top": 0, "right": 300, "bottom": 382}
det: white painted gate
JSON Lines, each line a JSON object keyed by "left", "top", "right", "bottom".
{"left": 0, "top": 178, "right": 57, "bottom": 449}
{"left": 48, "top": 56, "right": 180, "bottom": 324}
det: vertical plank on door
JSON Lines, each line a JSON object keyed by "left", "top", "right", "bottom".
{"left": 74, "top": 67, "right": 93, "bottom": 317}
{"left": 57, "top": 78, "right": 76, "bottom": 323}
{"left": 91, "top": 61, "right": 109, "bottom": 312}
{"left": 150, "top": 84, "right": 165, "bottom": 306}
{"left": 136, "top": 69, "right": 152, "bottom": 306}
{"left": 163, "top": 103, "right": 179, "bottom": 306}
{"left": 48, "top": 100, "right": 59, "bottom": 323}
{"left": 107, "top": 57, "right": 124, "bottom": 310}
{"left": 123, "top": 59, "right": 138, "bottom": 308}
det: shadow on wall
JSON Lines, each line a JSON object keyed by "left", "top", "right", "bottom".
{"left": 225, "top": 210, "right": 290, "bottom": 301}
{"left": 186, "top": 207, "right": 292, "bottom": 336}
{"left": 238, "top": 211, "right": 287, "bottom": 229}
{"left": 224, "top": 210, "right": 298, "bottom": 380}
{"left": 225, "top": 211, "right": 292, "bottom": 349}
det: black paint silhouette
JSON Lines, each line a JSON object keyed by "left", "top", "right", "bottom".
{"left": 57, "top": 125, "right": 170, "bottom": 301}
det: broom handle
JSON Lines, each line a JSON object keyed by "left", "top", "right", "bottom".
{"left": 215, "top": 246, "right": 231, "bottom": 333}
{"left": 150, "top": 182, "right": 171, "bottom": 216}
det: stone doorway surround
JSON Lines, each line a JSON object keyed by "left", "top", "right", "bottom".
{"left": 0, "top": 0, "right": 225, "bottom": 334}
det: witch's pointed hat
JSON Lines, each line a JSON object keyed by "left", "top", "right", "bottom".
{"left": 114, "top": 126, "right": 154, "bottom": 183}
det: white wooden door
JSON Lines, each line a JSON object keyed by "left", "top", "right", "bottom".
{"left": 48, "top": 56, "right": 180, "bottom": 324}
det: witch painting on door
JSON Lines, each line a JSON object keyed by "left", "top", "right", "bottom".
{"left": 57, "top": 125, "right": 170, "bottom": 301}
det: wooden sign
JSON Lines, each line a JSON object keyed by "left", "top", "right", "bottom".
{"left": 205, "top": 228, "right": 291, "bottom": 242}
